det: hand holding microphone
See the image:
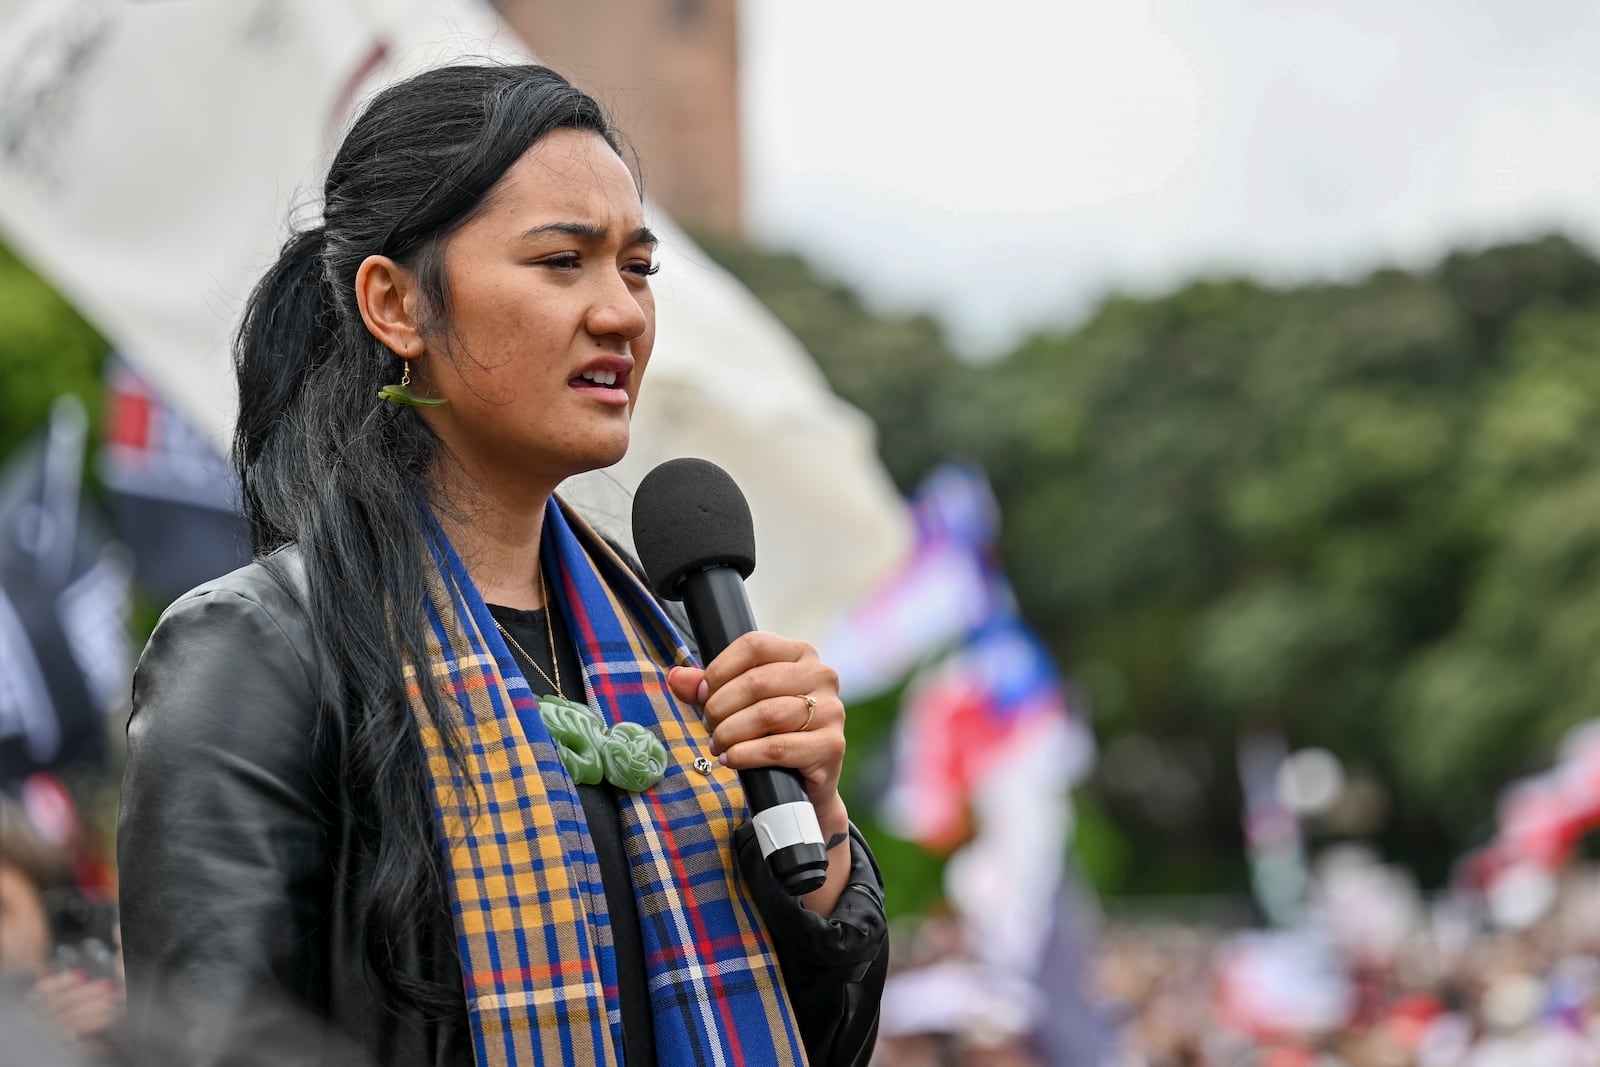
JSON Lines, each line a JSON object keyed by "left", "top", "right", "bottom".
{"left": 633, "top": 458, "right": 849, "bottom": 899}
{"left": 667, "top": 632, "right": 848, "bottom": 827}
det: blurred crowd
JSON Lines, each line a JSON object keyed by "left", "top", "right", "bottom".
{"left": 874, "top": 861, "right": 1600, "bottom": 1067}
{"left": 6, "top": 775, "right": 1598, "bottom": 1067}
{"left": 0, "top": 793, "right": 126, "bottom": 1065}
{"left": 1095, "top": 872, "right": 1600, "bottom": 1067}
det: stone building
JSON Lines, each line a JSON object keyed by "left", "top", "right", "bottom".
{"left": 496, "top": 0, "right": 743, "bottom": 236}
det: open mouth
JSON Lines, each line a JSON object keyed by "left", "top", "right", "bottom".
{"left": 572, "top": 366, "right": 631, "bottom": 404}
{"left": 577, "top": 368, "right": 623, "bottom": 388}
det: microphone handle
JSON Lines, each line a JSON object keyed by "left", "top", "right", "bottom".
{"left": 679, "top": 566, "right": 830, "bottom": 895}
{"left": 678, "top": 565, "right": 760, "bottom": 660}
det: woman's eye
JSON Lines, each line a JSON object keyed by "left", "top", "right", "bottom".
{"left": 542, "top": 253, "right": 581, "bottom": 270}
{"left": 626, "top": 261, "right": 660, "bottom": 278}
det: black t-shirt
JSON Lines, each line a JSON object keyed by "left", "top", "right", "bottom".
{"left": 486, "top": 602, "right": 656, "bottom": 1066}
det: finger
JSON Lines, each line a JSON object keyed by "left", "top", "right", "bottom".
{"left": 666, "top": 665, "right": 708, "bottom": 706}
{"left": 701, "top": 631, "right": 809, "bottom": 693}
{"left": 711, "top": 693, "right": 838, "bottom": 754}
{"left": 702, "top": 660, "right": 838, "bottom": 726}
{"left": 37, "top": 978, "right": 112, "bottom": 1025}
{"left": 56, "top": 989, "right": 120, "bottom": 1038}
{"left": 32, "top": 971, "right": 78, "bottom": 997}
{"left": 40, "top": 980, "right": 102, "bottom": 1013}
{"left": 718, "top": 729, "right": 846, "bottom": 779}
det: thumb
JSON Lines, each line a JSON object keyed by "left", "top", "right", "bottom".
{"left": 666, "top": 665, "right": 709, "bottom": 706}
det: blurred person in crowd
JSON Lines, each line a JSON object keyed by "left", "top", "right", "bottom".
{"left": 1088, "top": 876, "right": 1600, "bottom": 1067}
{"left": 116, "top": 63, "right": 887, "bottom": 1067}
{"left": 872, "top": 917, "right": 1047, "bottom": 1067}
{"left": 0, "top": 797, "right": 122, "bottom": 1052}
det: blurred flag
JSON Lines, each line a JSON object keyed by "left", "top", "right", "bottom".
{"left": 99, "top": 354, "right": 250, "bottom": 601}
{"left": 882, "top": 617, "right": 1092, "bottom": 850}
{"left": 1459, "top": 718, "right": 1600, "bottom": 923}
{"left": 1214, "top": 931, "right": 1353, "bottom": 1042}
{"left": 0, "top": 0, "right": 908, "bottom": 643}
{"left": 1238, "top": 729, "right": 1311, "bottom": 928}
{"left": 821, "top": 464, "right": 1006, "bottom": 700}
{"left": 914, "top": 620, "right": 1095, "bottom": 1021}
{"left": 1555, "top": 719, "right": 1600, "bottom": 825}
{"left": 827, "top": 464, "right": 1093, "bottom": 848}
{"left": 1495, "top": 772, "right": 1585, "bottom": 873}
{"left": 847, "top": 464, "right": 1098, "bottom": 1054}
{"left": 816, "top": 538, "right": 992, "bottom": 702}
{"left": 0, "top": 398, "right": 131, "bottom": 785}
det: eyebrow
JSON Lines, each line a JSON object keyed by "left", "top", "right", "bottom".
{"left": 518, "top": 221, "right": 658, "bottom": 247}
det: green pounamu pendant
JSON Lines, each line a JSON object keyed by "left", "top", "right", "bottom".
{"left": 535, "top": 694, "right": 667, "bottom": 792}
{"left": 602, "top": 722, "right": 670, "bottom": 792}
{"left": 537, "top": 695, "right": 608, "bottom": 786}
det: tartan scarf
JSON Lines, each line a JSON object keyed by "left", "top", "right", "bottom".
{"left": 405, "top": 498, "right": 806, "bottom": 1067}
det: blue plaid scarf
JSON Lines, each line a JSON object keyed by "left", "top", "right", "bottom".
{"left": 405, "top": 498, "right": 806, "bottom": 1066}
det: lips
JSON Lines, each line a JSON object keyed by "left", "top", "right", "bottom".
{"left": 570, "top": 355, "right": 634, "bottom": 404}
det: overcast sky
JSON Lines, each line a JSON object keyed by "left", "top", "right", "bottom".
{"left": 741, "top": 1, "right": 1600, "bottom": 355}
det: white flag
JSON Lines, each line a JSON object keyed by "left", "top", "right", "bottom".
{"left": 0, "top": 0, "right": 907, "bottom": 639}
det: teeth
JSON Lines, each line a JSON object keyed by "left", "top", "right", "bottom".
{"left": 581, "top": 369, "right": 618, "bottom": 386}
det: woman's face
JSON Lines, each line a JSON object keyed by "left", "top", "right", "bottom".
{"left": 418, "top": 128, "right": 657, "bottom": 497}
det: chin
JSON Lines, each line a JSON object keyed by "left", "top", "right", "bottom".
{"left": 569, "top": 433, "right": 631, "bottom": 477}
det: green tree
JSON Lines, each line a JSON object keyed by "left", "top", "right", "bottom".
{"left": 703, "top": 233, "right": 1600, "bottom": 892}
{"left": 690, "top": 233, "right": 968, "bottom": 490}
{"left": 0, "top": 242, "right": 107, "bottom": 456}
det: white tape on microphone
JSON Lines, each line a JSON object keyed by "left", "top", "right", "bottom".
{"left": 751, "top": 800, "right": 824, "bottom": 857}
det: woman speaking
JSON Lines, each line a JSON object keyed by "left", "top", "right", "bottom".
{"left": 117, "top": 64, "right": 888, "bottom": 1066}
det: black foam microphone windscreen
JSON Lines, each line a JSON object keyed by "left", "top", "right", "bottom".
{"left": 632, "top": 457, "right": 756, "bottom": 599}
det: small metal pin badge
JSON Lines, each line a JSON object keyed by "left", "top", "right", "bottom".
{"left": 692, "top": 756, "right": 714, "bottom": 774}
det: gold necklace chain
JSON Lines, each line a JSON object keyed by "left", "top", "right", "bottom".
{"left": 493, "top": 566, "right": 565, "bottom": 699}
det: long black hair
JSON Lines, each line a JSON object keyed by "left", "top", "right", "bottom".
{"left": 232, "top": 64, "right": 625, "bottom": 1015}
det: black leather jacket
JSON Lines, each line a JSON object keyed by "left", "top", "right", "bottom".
{"left": 118, "top": 548, "right": 888, "bottom": 1066}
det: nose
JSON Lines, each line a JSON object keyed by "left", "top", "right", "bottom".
{"left": 585, "top": 269, "right": 650, "bottom": 343}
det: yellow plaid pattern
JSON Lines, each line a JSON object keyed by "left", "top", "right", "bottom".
{"left": 404, "top": 504, "right": 806, "bottom": 1067}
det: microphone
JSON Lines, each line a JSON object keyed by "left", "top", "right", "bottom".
{"left": 632, "top": 458, "right": 830, "bottom": 896}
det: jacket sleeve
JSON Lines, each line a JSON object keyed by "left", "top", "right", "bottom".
{"left": 118, "top": 585, "right": 339, "bottom": 1066}
{"left": 736, "top": 823, "right": 890, "bottom": 1067}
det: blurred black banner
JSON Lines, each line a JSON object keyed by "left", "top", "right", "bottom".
{"left": 98, "top": 354, "right": 250, "bottom": 604}
{"left": 0, "top": 399, "right": 130, "bottom": 786}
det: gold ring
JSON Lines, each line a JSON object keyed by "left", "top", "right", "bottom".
{"left": 799, "top": 694, "right": 817, "bottom": 731}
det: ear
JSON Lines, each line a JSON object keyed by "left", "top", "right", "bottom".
{"left": 354, "top": 255, "right": 425, "bottom": 358}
